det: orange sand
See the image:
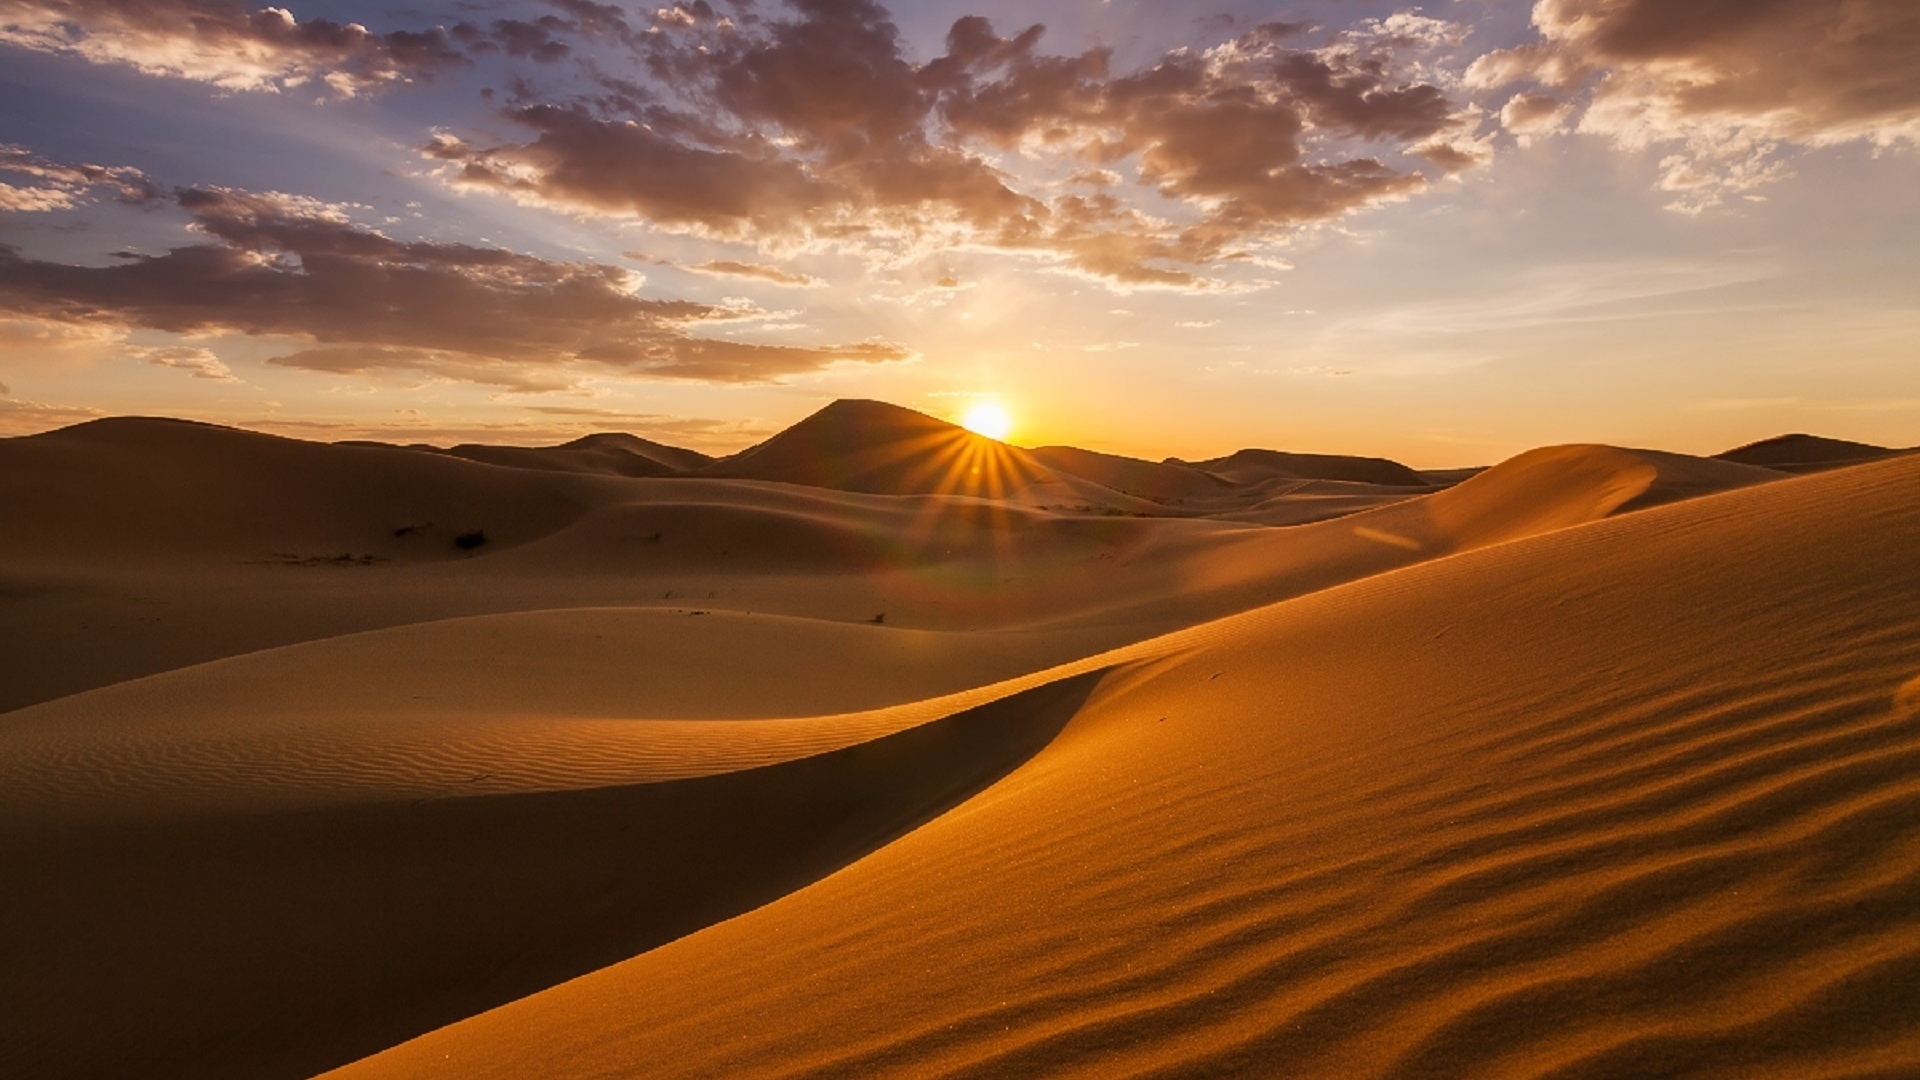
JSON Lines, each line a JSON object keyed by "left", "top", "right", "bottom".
{"left": 3, "top": 402, "right": 1914, "bottom": 1079}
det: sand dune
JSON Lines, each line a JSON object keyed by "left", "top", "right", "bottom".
{"left": 0, "top": 609, "right": 1135, "bottom": 820}
{"left": 4, "top": 409, "right": 1909, "bottom": 1080}
{"left": 1027, "top": 445, "right": 1240, "bottom": 503}
{"left": 0, "top": 423, "right": 1785, "bottom": 714}
{"left": 0, "top": 416, "right": 602, "bottom": 563}
{"left": 700, "top": 399, "right": 1052, "bottom": 496}
{"left": 427, "top": 431, "right": 716, "bottom": 477}
{"left": 1, "top": 673, "right": 1103, "bottom": 1080}
{"left": 1714, "top": 432, "right": 1906, "bottom": 474}
{"left": 1173, "top": 445, "right": 1432, "bottom": 487}
{"left": 326, "top": 450, "right": 1920, "bottom": 1080}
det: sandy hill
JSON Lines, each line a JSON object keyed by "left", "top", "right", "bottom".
{"left": 0, "top": 411, "right": 1881, "bottom": 1076}
{"left": 0, "top": 416, "right": 600, "bottom": 564}
{"left": 564, "top": 432, "right": 715, "bottom": 472}
{"left": 437, "top": 432, "right": 712, "bottom": 478}
{"left": 0, "top": 420, "right": 1780, "bottom": 716}
{"left": 1026, "top": 445, "right": 1236, "bottom": 503}
{"left": 1714, "top": 432, "right": 1904, "bottom": 473}
{"left": 1171, "top": 446, "right": 1431, "bottom": 487}
{"left": 695, "top": 398, "right": 1053, "bottom": 496}
{"left": 303, "top": 448, "right": 1920, "bottom": 1080}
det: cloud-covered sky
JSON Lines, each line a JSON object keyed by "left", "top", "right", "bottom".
{"left": 2, "top": 0, "right": 1916, "bottom": 462}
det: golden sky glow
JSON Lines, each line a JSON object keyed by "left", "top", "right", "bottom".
{"left": 0, "top": 0, "right": 1916, "bottom": 464}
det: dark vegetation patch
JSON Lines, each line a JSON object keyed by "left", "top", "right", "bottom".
{"left": 453, "top": 530, "right": 488, "bottom": 551}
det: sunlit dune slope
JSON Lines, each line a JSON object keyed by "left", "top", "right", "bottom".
{"left": 332, "top": 449, "right": 1920, "bottom": 1080}
{"left": 1714, "top": 432, "right": 1906, "bottom": 474}
{"left": 1051, "top": 442, "right": 1788, "bottom": 626}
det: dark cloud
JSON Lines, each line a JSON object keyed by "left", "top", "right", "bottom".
{"left": 1471, "top": 0, "right": 1920, "bottom": 208}
{"left": 452, "top": 15, "right": 575, "bottom": 62}
{"left": 0, "top": 186, "right": 909, "bottom": 386}
{"left": 0, "top": 0, "right": 467, "bottom": 94}
{"left": 423, "top": 2, "right": 1469, "bottom": 288}
{"left": 427, "top": 105, "right": 835, "bottom": 234}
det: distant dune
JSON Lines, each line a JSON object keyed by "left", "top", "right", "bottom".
{"left": 4, "top": 403, "right": 1915, "bottom": 1080}
{"left": 438, "top": 433, "right": 709, "bottom": 478}
{"left": 697, "top": 398, "right": 1056, "bottom": 495}
{"left": 1713, "top": 432, "right": 1906, "bottom": 474}
{"left": 1171, "top": 446, "right": 1433, "bottom": 487}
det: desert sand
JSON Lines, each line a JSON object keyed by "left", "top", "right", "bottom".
{"left": 2, "top": 400, "right": 1916, "bottom": 1079}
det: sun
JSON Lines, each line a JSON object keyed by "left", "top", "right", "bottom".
{"left": 960, "top": 401, "right": 1013, "bottom": 441}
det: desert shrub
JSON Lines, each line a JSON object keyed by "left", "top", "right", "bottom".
{"left": 453, "top": 530, "right": 488, "bottom": 551}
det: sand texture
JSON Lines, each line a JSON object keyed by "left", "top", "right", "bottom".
{"left": 3, "top": 402, "right": 1915, "bottom": 1080}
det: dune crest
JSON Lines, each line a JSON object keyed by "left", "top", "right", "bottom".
{"left": 4, "top": 410, "right": 1912, "bottom": 1080}
{"left": 325, "top": 450, "right": 1920, "bottom": 1080}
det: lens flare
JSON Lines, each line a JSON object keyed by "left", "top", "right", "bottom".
{"left": 960, "top": 402, "right": 1012, "bottom": 441}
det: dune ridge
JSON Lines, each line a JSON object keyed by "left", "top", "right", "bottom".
{"left": 325, "top": 451, "right": 1920, "bottom": 1080}
{"left": 0, "top": 673, "right": 1104, "bottom": 1080}
{"left": 3, "top": 408, "right": 1910, "bottom": 1080}
{"left": 2, "top": 420, "right": 1783, "bottom": 713}
{"left": 1714, "top": 432, "right": 1906, "bottom": 474}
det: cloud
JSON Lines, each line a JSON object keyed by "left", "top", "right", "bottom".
{"left": 135, "top": 344, "right": 240, "bottom": 381}
{"left": 682, "top": 260, "right": 822, "bottom": 287}
{"left": 0, "top": 143, "right": 163, "bottom": 211}
{"left": 452, "top": 16, "right": 573, "bottom": 63}
{"left": 0, "top": 393, "right": 105, "bottom": 434}
{"left": 247, "top": 405, "right": 772, "bottom": 451}
{"left": 1469, "top": 0, "right": 1920, "bottom": 210}
{"left": 0, "top": 0, "right": 467, "bottom": 95}
{"left": 422, "top": 2, "right": 1473, "bottom": 287}
{"left": 1498, "top": 92, "right": 1571, "bottom": 140}
{"left": 0, "top": 184, "right": 911, "bottom": 387}
{"left": 425, "top": 107, "right": 836, "bottom": 235}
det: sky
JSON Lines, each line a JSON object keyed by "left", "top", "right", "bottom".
{"left": 0, "top": 0, "right": 1916, "bottom": 466}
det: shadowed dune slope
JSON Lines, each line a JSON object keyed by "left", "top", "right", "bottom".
{"left": 433, "top": 432, "right": 714, "bottom": 477}
{"left": 0, "top": 610, "right": 1129, "bottom": 820}
{"left": 0, "top": 672, "right": 1105, "bottom": 1080}
{"left": 1027, "top": 445, "right": 1237, "bottom": 503}
{"left": 1174, "top": 446, "right": 1431, "bottom": 487}
{"left": 333, "top": 452, "right": 1920, "bottom": 1080}
{"left": 438, "top": 441, "right": 678, "bottom": 478}
{"left": 700, "top": 398, "right": 1051, "bottom": 495}
{"left": 1715, "top": 432, "right": 1905, "bottom": 474}
{"left": 0, "top": 416, "right": 603, "bottom": 563}
{"left": 560, "top": 431, "right": 715, "bottom": 472}
{"left": 698, "top": 399, "right": 1148, "bottom": 508}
